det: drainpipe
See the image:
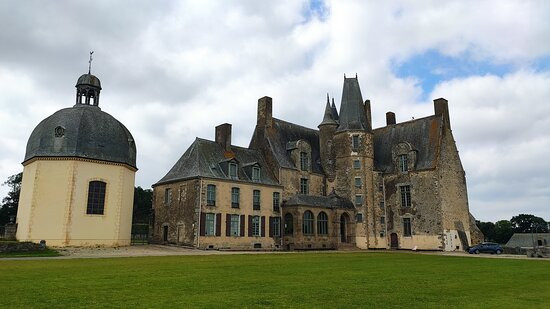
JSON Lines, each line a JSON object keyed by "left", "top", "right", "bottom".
{"left": 382, "top": 172, "right": 388, "bottom": 249}
{"left": 197, "top": 178, "right": 202, "bottom": 249}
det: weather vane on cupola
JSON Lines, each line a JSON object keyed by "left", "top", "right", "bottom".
{"left": 88, "top": 51, "right": 94, "bottom": 74}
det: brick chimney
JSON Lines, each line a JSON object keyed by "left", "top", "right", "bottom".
{"left": 386, "top": 112, "right": 396, "bottom": 125}
{"left": 257, "top": 96, "right": 273, "bottom": 128}
{"left": 215, "top": 123, "right": 232, "bottom": 151}
{"left": 364, "top": 100, "right": 372, "bottom": 129}
{"left": 434, "top": 98, "right": 450, "bottom": 129}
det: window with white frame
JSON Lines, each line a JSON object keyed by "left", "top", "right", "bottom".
{"left": 353, "top": 159, "right": 361, "bottom": 169}
{"left": 300, "top": 151, "right": 309, "bottom": 171}
{"left": 231, "top": 187, "right": 240, "bottom": 208}
{"left": 253, "top": 190, "right": 261, "bottom": 210}
{"left": 403, "top": 217, "right": 412, "bottom": 236}
{"left": 272, "top": 192, "right": 280, "bottom": 212}
{"left": 205, "top": 213, "right": 216, "bottom": 236}
{"left": 355, "top": 177, "right": 362, "bottom": 188}
{"left": 300, "top": 178, "right": 309, "bottom": 195}
{"left": 164, "top": 188, "right": 172, "bottom": 205}
{"left": 252, "top": 216, "right": 261, "bottom": 236}
{"left": 272, "top": 217, "right": 281, "bottom": 237}
{"left": 400, "top": 185, "right": 411, "bottom": 208}
{"left": 252, "top": 166, "right": 261, "bottom": 182}
{"left": 230, "top": 214, "right": 240, "bottom": 236}
{"left": 352, "top": 135, "right": 360, "bottom": 151}
{"left": 355, "top": 195, "right": 362, "bottom": 206}
{"left": 229, "top": 163, "right": 238, "bottom": 179}
{"left": 206, "top": 184, "right": 216, "bottom": 206}
{"left": 399, "top": 154, "right": 408, "bottom": 173}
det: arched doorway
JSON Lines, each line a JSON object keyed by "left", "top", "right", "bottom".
{"left": 390, "top": 233, "right": 398, "bottom": 248}
{"left": 340, "top": 213, "right": 349, "bottom": 243}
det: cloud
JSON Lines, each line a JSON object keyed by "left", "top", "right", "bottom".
{"left": 0, "top": 0, "right": 549, "bottom": 222}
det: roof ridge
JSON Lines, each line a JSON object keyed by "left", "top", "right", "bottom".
{"left": 372, "top": 114, "right": 440, "bottom": 132}
{"left": 273, "top": 117, "right": 318, "bottom": 132}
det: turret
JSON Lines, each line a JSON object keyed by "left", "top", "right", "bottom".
{"left": 318, "top": 94, "right": 338, "bottom": 180}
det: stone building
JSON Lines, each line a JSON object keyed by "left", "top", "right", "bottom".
{"left": 153, "top": 76, "right": 480, "bottom": 251}
{"left": 16, "top": 70, "right": 137, "bottom": 247}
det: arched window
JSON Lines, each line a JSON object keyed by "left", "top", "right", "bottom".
{"left": 317, "top": 212, "right": 328, "bottom": 235}
{"left": 284, "top": 213, "right": 293, "bottom": 235}
{"left": 87, "top": 181, "right": 106, "bottom": 215}
{"left": 303, "top": 211, "right": 314, "bottom": 235}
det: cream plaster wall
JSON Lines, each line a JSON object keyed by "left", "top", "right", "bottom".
{"left": 16, "top": 158, "right": 135, "bottom": 247}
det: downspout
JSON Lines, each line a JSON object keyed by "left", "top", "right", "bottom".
{"left": 197, "top": 178, "right": 202, "bottom": 249}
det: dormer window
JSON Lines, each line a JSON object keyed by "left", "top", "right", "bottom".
{"left": 252, "top": 166, "right": 260, "bottom": 182}
{"left": 399, "top": 154, "right": 408, "bottom": 173}
{"left": 229, "top": 163, "right": 238, "bottom": 179}
{"left": 352, "top": 135, "right": 360, "bottom": 151}
{"left": 300, "top": 152, "right": 309, "bottom": 171}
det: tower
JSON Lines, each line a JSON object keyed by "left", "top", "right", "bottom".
{"left": 318, "top": 94, "right": 338, "bottom": 181}
{"left": 16, "top": 66, "right": 138, "bottom": 247}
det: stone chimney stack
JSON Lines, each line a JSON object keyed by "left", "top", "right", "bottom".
{"left": 215, "top": 123, "right": 232, "bottom": 151}
{"left": 434, "top": 98, "right": 450, "bottom": 129}
{"left": 386, "top": 112, "right": 396, "bottom": 126}
{"left": 364, "top": 100, "right": 372, "bottom": 129}
{"left": 257, "top": 96, "right": 273, "bottom": 128}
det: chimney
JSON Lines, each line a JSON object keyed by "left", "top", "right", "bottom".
{"left": 386, "top": 112, "right": 396, "bottom": 126}
{"left": 215, "top": 123, "right": 232, "bottom": 151}
{"left": 364, "top": 100, "right": 372, "bottom": 130}
{"left": 434, "top": 98, "right": 450, "bottom": 129}
{"left": 257, "top": 96, "right": 273, "bottom": 128}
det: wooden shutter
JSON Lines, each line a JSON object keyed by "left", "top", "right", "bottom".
{"left": 240, "top": 215, "right": 245, "bottom": 236}
{"left": 261, "top": 216, "right": 266, "bottom": 237}
{"left": 215, "top": 213, "right": 221, "bottom": 236}
{"left": 248, "top": 215, "right": 253, "bottom": 237}
{"left": 199, "top": 212, "right": 206, "bottom": 236}
{"left": 226, "top": 214, "right": 231, "bottom": 237}
{"left": 269, "top": 217, "right": 274, "bottom": 237}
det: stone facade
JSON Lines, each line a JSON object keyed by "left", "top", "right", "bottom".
{"left": 153, "top": 76, "right": 481, "bottom": 251}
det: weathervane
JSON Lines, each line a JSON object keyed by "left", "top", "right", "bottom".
{"left": 88, "top": 51, "right": 94, "bottom": 74}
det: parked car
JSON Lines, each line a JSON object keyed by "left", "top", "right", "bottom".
{"left": 468, "top": 242, "right": 503, "bottom": 254}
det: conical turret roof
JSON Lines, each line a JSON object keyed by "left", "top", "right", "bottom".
{"left": 336, "top": 76, "right": 370, "bottom": 132}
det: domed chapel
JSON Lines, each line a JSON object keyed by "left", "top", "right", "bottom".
{"left": 16, "top": 62, "right": 137, "bottom": 247}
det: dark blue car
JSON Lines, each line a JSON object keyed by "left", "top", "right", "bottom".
{"left": 468, "top": 242, "right": 503, "bottom": 254}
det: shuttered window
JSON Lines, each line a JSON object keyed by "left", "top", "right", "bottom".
{"left": 252, "top": 216, "right": 261, "bottom": 236}
{"left": 205, "top": 213, "right": 215, "bottom": 236}
{"left": 272, "top": 217, "right": 281, "bottom": 237}
{"left": 230, "top": 214, "right": 240, "bottom": 236}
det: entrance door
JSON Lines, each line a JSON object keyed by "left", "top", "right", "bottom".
{"left": 163, "top": 225, "right": 168, "bottom": 242}
{"left": 340, "top": 214, "right": 347, "bottom": 243}
{"left": 390, "top": 233, "right": 398, "bottom": 248}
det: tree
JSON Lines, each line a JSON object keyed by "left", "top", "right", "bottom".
{"left": 493, "top": 220, "right": 514, "bottom": 244}
{"left": 510, "top": 214, "right": 548, "bottom": 233}
{"left": 0, "top": 172, "right": 22, "bottom": 226}
{"left": 476, "top": 221, "right": 496, "bottom": 242}
{"left": 133, "top": 186, "right": 153, "bottom": 224}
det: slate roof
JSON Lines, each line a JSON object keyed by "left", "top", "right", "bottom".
{"left": 76, "top": 73, "right": 102, "bottom": 89}
{"left": 24, "top": 105, "right": 137, "bottom": 168}
{"left": 319, "top": 101, "right": 338, "bottom": 126}
{"left": 505, "top": 233, "right": 550, "bottom": 248}
{"left": 336, "top": 77, "right": 370, "bottom": 132}
{"left": 285, "top": 193, "right": 355, "bottom": 209}
{"left": 155, "top": 138, "right": 279, "bottom": 186}
{"left": 268, "top": 118, "right": 323, "bottom": 174}
{"left": 373, "top": 115, "right": 442, "bottom": 172}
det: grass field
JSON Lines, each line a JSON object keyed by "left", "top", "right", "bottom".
{"left": 1, "top": 252, "right": 549, "bottom": 308}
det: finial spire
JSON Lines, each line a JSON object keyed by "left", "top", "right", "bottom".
{"left": 327, "top": 93, "right": 330, "bottom": 104}
{"left": 88, "top": 51, "right": 94, "bottom": 74}
{"left": 355, "top": 73, "right": 357, "bottom": 78}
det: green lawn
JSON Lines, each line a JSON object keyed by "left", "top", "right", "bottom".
{"left": 0, "top": 252, "right": 548, "bottom": 308}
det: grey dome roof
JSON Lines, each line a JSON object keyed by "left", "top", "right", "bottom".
{"left": 24, "top": 105, "right": 137, "bottom": 168}
{"left": 76, "top": 73, "right": 102, "bottom": 89}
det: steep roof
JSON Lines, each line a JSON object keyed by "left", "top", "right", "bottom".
{"left": 336, "top": 77, "right": 369, "bottom": 132}
{"left": 266, "top": 118, "right": 323, "bottom": 174}
{"left": 373, "top": 115, "right": 442, "bottom": 172}
{"left": 319, "top": 101, "right": 338, "bottom": 126}
{"left": 285, "top": 193, "right": 355, "bottom": 209}
{"left": 155, "top": 138, "right": 279, "bottom": 186}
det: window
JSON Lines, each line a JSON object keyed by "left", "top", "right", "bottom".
{"left": 252, "top": 216, "right": 261, "bottom": 236}
{"left": 87, "top": 181, "right": 106, "bottom": 214}
{"left": 229, "top": 163, "right": 238, "bottom": 179}
{"left": 379, "top": 201, "right": 385, "bottom": 210}
{"left": 164, "top": 188, "right": 172, "bottom": 205}
{"left": 355, "top": 195, "right": 362, "bottom": 206}
{"left": 399, "top": 154, "right": 408, "bottom": 173}
{"left": 380, "top": 216, "right": 385, "bottom": 224}
{"left": 206, "top": 184, "right": 216, "bottom": 206}
{"left": 317, "top": 212, "right": 328, "bottom": 235}
{"left": 356, "top": 213, "right": 363, "bottom": 222}
{"left": 273, "top": 192, "right": 280, "bottom": 212}
{"left": 353, "top": 160, "right": 361, "bottom": 169}
{"left": 380, "top": 231, "right": 385, "bottom": 237}
{"left": 355, "top": 177, "right": 362, "bottom": 188}
{"left": 300, "top": 178, "right": 309, "bottom": 195}
{"left": 400, "top": 185, "right": 411, "bottom": 208}
{"left": 252, "top": 166, "right": 261, "bottom": 182}
{"left": 300, "top": 152, "right": 309, "bottom": 171}
{"left": 303, "top": 211, "right": 314, "bottom": 235}
{"left": 403, "top": 217, "right": 412, "bottom": 236}
{"left": 230, "top": 214, "right": 240, "bottom": 236}
{"left": 231, "top": 187, "right": 240, "bottom": 208}
{"left": 205, "top": 213, "right": 216, "bottom": 236}
{"left": 284, "top": 213, "right": 293, "bottom": 235}
{"left": 272, "top": 217, "right": 281, "bottom": 237}
{"left": 253, "top": 190, "right": 261, "bottom": 210}
{"left": 378, "top": 184, "right": 383, "bottom": 192}
{"left": 352, "top": 135, "right": 360, "bottom": 150}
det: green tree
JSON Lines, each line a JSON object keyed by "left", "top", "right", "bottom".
{"left": 133, "top": 186, "right": 153, "bottom": 224}
{"left": 0, "top": 172, "right": 23, "bottom": 226}
{"left": 476, "top": 221, "right": 496, "bottom": 242}
{"left": 510, "top": 214, "right": 548, "bottom": 233}
{"left": 493, "top": 220, "right": 514, "bottom": 244}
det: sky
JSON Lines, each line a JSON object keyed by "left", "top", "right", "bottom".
{"left": 0, "top": 0, "right": 549, "bottom": 222}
